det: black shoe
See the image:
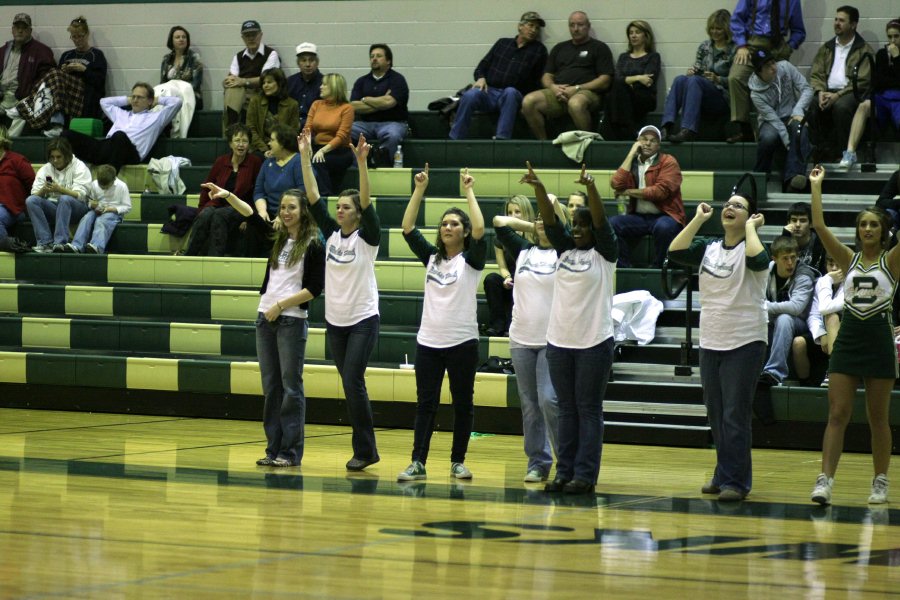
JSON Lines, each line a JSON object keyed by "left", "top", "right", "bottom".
{"left": 346, "top": 456, "right": 380, "bottom": 471}
{"left": 563, "top": 479, "right": 595, "bottom": 495}
{"left": 544, "top": 477, "right": 570, "bottom": 492}
{"left": 668, "top": 128, "right": 697, "bottom": 144}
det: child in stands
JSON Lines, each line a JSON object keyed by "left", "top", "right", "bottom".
{"left": 68, "top": 164, "right": 130, "bottom": 254}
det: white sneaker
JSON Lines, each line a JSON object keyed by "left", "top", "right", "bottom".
{"left": 42, "top": 125, "right": 63, "bottom": 138}
{"left": 5, "top": 106, "right": 19, "bottom": 119}
{"left": 32, "top": 244, "right": 53, "bottom": 253}
{"left": 397, "top": 460, "right": 426, "bottom": 481}
{"left": 838, "top": 150, "right": 857, "bottom": 169}
{"left": 84, "top": 243, "right": 100, "bottom": 254}
{"left": 868, "top": 474, "right": 889, "bottom": 504}
{"left": 523, "top": 469, "right": 547, "bottom": 483}
{"left": 811, "top": 473, "right": 834, "bottom": 505}
{"left": 450, "top": 462, "right": 472, "bottom": 479}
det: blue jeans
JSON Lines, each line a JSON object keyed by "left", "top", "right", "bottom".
{"left": 700, "top": 341, "right": 767, "bottom": 495}
{"left": 26, "top": 194, "right": 90, "bottom": 245}
{"left": 450, "top": 86, "right": 523, "bottom": 140}
{"left": 755, "top": 118, "right": 811, "bottom": 182}
{"left": 351, "top": 121, "right": 407, "bottom": 160}
{"left": 412, "top": 339, "right": 480, "bottom": 464}
{"left": 609, "top": 213, "right": 683, "bottom": 267}
{"left": 661, "top": 75, "right": 729, "bottom": 133}
{"left": 256, "top": 314, "right": 309, "bottom": 465}
{"left": 0, "top": 204, "right": 24, "bottom": 245}
{"left": 72, "top": 210, "right": 122, "bottom": 253}
{"left": 327, "top": 314, "right": 380, "bottom": 461}
{"left": 546, "top": 338, "right": 614, "bottom": 484}
{"left": 510, "top": 345, "right": 558, "bottom": 476}
{"left": 763, "top": 313, "right": 808, "bottom": 382}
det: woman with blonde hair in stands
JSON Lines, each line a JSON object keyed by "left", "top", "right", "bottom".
{"left": 493, "top": 194, "right": 569, "bottom": 483}
{"left": 303, "top": 73, "right": 354, "bottom": 196}
{"left": 483, "top": 194, "right": 535, "bottom": 336}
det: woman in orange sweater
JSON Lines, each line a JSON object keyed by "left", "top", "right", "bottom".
{"left": 303, "top": 73, "right": 354, "bottom": 195}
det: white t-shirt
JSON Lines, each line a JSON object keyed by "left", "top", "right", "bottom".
{"left": 418, "top": 252, "right": 482, "bottom": 348}
{"left": 258, "top": 239, "right": 308, "bottom": 318}
{"left": 509, "top": 246, "right": 558, "bottom": 347}
{"left": 546, "top": 247, "right": 616, "bottom": 349}
{"left": 323, "top": 228, "right": 379, "bottom": 326}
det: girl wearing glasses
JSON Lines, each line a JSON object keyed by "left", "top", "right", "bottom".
{"left": 668, "top": 193, "right": 768, "bottom": 502}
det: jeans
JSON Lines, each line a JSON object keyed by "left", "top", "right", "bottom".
{"left": 609, "top": 213, "right": 683, "bottom": 267}
{"left": 546, "top": 338, "right": 614, "bottom": 485}
{"left": 72, "top": 210, "right": 122, "bottom": 253}
{"left": 0, "top": 204, "right": 23, "bottom": 245}
{"left": 311, "top": 144, "right": 353, "bottom": 197}
{"left": 26, "top": 195, "right": 90, "bottom": 245}
{"left": 661, "top": 75, "right": 729, "bottom": 133}
{"left": 483, "top": 272, "right": 513, "bottom": 332}
{"left": 450, "top": 86, "right": 523, "bottom": 140}
{"left": 700, "top": 341, "right": 767, "bottom": 495}
{"left": 256, "top": 314, "right": 309, "bottom": 465}
{"left": 755, "top": 118, "right": 811, "bottom": 182}
{"left": 351, "top": 121, "right": 407, "bottom": 160}
{"left": 412, "top": 339, "right": 480, "bottom": 465}
{"left": 763, "top": 313, "right": 808, "bottom": 382}
{"left": 510, "top": 345, "right": 558, "bottom": 476}
{"left": 327, "top": 314, "right": 380, "bottom": 461}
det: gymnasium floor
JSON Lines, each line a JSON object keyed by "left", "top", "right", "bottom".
{"left": 1, "top": 408, "right": 897, "bottom": 598}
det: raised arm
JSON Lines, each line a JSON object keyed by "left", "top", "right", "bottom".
{"left": 493, "top": 215, "right": 536, "bottom": 234}
{"left": 520, "top": 161, "right": 555, "bottom": 225}
{"left": 461, "top": 168, "right": 484, "bottom": 241}
{"left": 809, "top": 166, "right": 853, "bottom": 272}
{"left": 402, "top": 163, "right": 428, "bottom": 234}
{"left": 298, "top": 130, "right": 320, "bottom": 205}
{"left": 669, "top": 203, "right": 713, "bottom": 251}
{"left": 574, "top": 164, "right": 606, "bottom": 228}
{"left": 201, "top": 182, "right": 254, "bottom": 217}
{"left": 744, "top": 212, "right": 766, "bottom": 257}
{"left": 350, "top": 134, "right": 371, "bottom": 210}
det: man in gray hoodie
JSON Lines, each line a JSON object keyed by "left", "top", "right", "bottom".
{"left": 749, "top": 49, "right": 813, "bottom": 192}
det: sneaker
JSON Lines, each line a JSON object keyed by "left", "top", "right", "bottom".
{"left": 51, "top": 244, "right": 65, "bottom": 253}
{"left": 271, "top": 457, "right": 298, "bottom": 467}
{"left": 820, "top": 374, "right": 829, "bottom": 388}
{"left": 346, "top": 456, "right": 379, "bottom": 471}
{"left": 256, "top": 456, "right": 275, "bottom": 466}
{"left": 701, "top": 480, "right": 721, "bottom": 494}
{"left": 42, "top": 125, "right": 63, "bottom": 138}
{"left": 838, "top": 150, "right": 857, "bottom": 169}
{"left": 524, "top": 469, "right": 547, "bottom": 483}
{"left": 811, "top": 473, "right": 834, "bottom": 505}
{"left": 32, "top": 244, "right": 53, "bottom": 253}
{"left": 397, "top": 461, "right": 426, "bottom": 481}
{"left": 84, "top": 243, "right": 100, "bottom": 254}
{"left": 868, "top": 474, "right": 889, "bottom": 504}
{"left": 63, "top": 242, "right": 78, "bottom": 253}
{"left": 450, "top": 462, "right": 473, "bottom": 479}
{"left": 5, "top": 106, "right": 19, "bottom": 119}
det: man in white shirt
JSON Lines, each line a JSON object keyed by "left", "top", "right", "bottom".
{"left": 807, "top": 6, "right": 874, "bottom": 163}
{"left": 222, "top": 20, "right": 280, "bottom": 134}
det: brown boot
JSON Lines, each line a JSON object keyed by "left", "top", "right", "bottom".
{"left": 668, "top": 128, "right": 696, "bottom": 144}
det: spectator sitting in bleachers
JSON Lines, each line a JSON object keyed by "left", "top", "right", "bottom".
{"left": 601, "top": 20, "right": 661, "bottom": 141}
{"left": 286, "top": 42, "right": 322, "bottom": 132}
{"left": 875, "top": 167, "right": 900, "bottom": 233}
{"left": 349, "top": 44, "right": 408, "bottom": 165}
{"left": 305, "top": 73, "right": 353, "bottom": 196}
{"left": 61, "top": 83, "right": 181, "bottom": 173}
{"left": 839, "top": 18, "right": 900, "bottom": 170}
{"left": 26, "top": 136, "right": 92, "bottom": 253}
{"left": 609, "top": 125, "right": 685, "bottom": 267}
{"left": 520, "top": 11, "right": 613, "bottom": 141}
{"left": 186, "top": 123, "right": 263, "bottom": 257}
{"left": 16, "top": 16, "right": 107, "bottom": 137}
{"left": 222, "top": 20, "right": 280, "bottom": 135}
{"left": 781, "top": 201, "right": 826, "bottom": 274}
{"left": 1, "top": 13, "right": 55, "bottom": 137}
{"left": 793, "top": 254, "right": 844, "bottom": 386}
{"left": 662, "top": 9, "right": 735, "bottom": 143}
{"left": 0, "top": 125, "right": 35, "bottom": 252}
{"left": 449, "top": 11, "right": 547, "bottom": 141}
{"left": 67, "top": 164, "right": 130, "bottom": 254}
{"left": 161, "top": 26, "right": 203, "bottom": 110}
{"left": 246, "top": 68, "right": 299, "bottom": 155}
{"left": 250, "top": 123, "right": 303, "bottom": 257}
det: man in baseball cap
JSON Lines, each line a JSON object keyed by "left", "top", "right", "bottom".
{"left": 449, "top": 11, "right": 548, "bottom": 140}
{"left": 0, "top": 12, "right": 54, "bottom": 135}
{"left": 222, "top": 20, "right": 280, "bottom": 134}
{"left": 287, "top": 42, "right": 322, "bottom": 130}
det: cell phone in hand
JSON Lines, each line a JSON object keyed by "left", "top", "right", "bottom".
{"left": 46, "top": 176, "right": 53, "bottom": 183}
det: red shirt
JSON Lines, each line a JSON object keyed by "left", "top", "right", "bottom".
{"left": 0, "top": 151, "right": 36, "bottom": 215}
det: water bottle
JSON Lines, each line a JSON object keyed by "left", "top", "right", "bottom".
{"left": 393, "top": 145, "right": 403, "bottom": 168}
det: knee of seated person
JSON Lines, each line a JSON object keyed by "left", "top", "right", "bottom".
{"left": 499, "top": 87, "right": 522, "bottom": 101}
{"left": 791, "top": 335, "right": 807, "bottom": 352}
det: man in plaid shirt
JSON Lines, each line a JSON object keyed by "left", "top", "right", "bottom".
{"left": 449, "top": 11, "right": 548, "bottom": 140}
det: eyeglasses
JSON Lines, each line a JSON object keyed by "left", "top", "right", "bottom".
{"left": 723, "top": 202, "right": 749, "bottom": 211}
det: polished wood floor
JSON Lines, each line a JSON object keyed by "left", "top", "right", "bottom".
{"left": 0, "top": 408, "right": 897, "bottom": 599}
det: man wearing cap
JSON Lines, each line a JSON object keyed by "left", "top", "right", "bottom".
{"left": 749, "top": 49, "right": 813, "bottom": 192}
{"left": 806, "top": 6, "right": 873, "bottom": 164}
{"left": 286, "top": 42, "right": 322, "bottom": 131}
{"left": 350, "top": 43, "right": 409, "bottom": 162}
{"left": 520, "top": 11, "right": 614, "bottom": 140}
{"left": 609, "top": 125, "right": 685, "bottom": 268}
{"left": 449, "top": 12, "right": 548, "bottom": 140}
{"left": 222, "top": 20, "right": 280, "bottom": 134}
{"left": 0, "top": 13, "right": 54, "bottom": 136}
{"left": 726, "top": 0, "right": 806, "bottom": 143}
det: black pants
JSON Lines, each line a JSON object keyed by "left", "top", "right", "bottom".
{"left": 186, "top": 205, "right": 245, "bottom": 256}
{"left": 62, "top": 130, "right": 140, "bottom": 172}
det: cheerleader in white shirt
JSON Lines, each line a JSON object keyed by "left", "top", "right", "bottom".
{"left": 397, "top": 165, "right": 486, "bottom": 482}
{"left": 809, "top": 166, "right": 898, "bottom": 506}
{"left": 521, "top": 162, "right": 617, "bottom": 495}
{"left": 493, "top": 198, "right": 568, "bottom": 483}
{"left": 300, "top": 131, "right": 381, "bottom": 472}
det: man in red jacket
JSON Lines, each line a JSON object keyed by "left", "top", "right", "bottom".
{"left": 0, "top": 13, "right": 54, "bottom": 136}
{"left": 609, "top": 125, "right": 686, "bottom": 267}
{"left": 0, "top": 125, "right": 36, "bottom": 250}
